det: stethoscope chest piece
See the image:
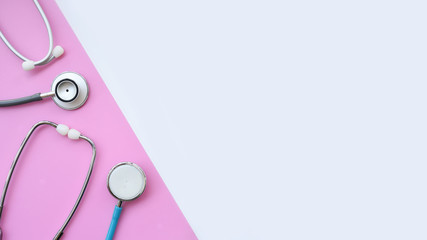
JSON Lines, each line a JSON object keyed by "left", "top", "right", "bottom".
{"left": 51, "top": 72, "right": 89, "bottom": 110}
{"left": 107, "top": 162, "right": 146, "bottom": 202}
{"left": 105, "top": 162, "right": 146, "bottom": 240}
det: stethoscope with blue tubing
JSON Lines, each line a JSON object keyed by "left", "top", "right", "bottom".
{"left": 0, "top": 0, "right": 64, "bottom": 71}
{"left": 0, "top": 121, "right": 147, "bottom": 239}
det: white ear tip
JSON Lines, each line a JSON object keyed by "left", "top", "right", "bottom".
{"left": 52, "top": 45, "right": 64, "bottom": 58}
{"left": 22, "top": 61, "right": 35, "bottom": 71}
{"left": 68, "top": 129, "right": 81, "bottom": 140}
{"left": 56, "top": 124, "right": 69, "bottom": 136}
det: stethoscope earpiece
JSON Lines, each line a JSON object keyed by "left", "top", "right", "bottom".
{"left": 52, "top": 45, "right": 64, "bottom": 58}
{"left": 20, "top": 45, "right": 64, "bottom": 71}
{"left": 22, "top": 61, "right": 35, "bottom": 71}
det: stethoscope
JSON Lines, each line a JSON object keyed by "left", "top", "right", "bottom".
{"left": 0, "top": 72, "right": 89, "bottom": 110}
{"left": 0, "top": 0, "right": 64, "bottom": 70}
{"left": 0, "top": 121, "right": 96, "bottom": 240}
{"left": 106, "top": 162, "right": 147, "bottom": 240}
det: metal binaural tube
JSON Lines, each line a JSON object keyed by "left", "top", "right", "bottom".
{"left": 54, "top": 135, "right": 96, "bottom": 239}
{"left": 0, "top": 121, "right": 57, "bottom": 222}
{"left": 0, "top": 0, "right": 54, "bottom": 65}
{"left": 0, "top": 121, "right": 96, "bottom": 240}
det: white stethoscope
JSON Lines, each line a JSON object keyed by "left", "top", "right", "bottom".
{"left": 0, "top": 72, "right": 89, "bottom": 110}
{"left": 0, "top": 0, "right": 64, "bottom": 70}
{"left": 0, "top": 121, "right": 96, "bottom": 240}
{"left": 106, "top": 162, "right": 147, "bottom": 240}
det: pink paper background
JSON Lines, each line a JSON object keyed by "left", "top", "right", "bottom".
{"left": 0, "top": 0, "right": 197, "bottom": 239}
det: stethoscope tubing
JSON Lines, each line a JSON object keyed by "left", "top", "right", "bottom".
{"left": 0, "top": 93, "right": 44, "bottom": 107}
{"left": 0, "top": 91, "right": 57, "bottom": 107}
{"left": 106, "top": 205, "right": 122, "bottom": 240}
{"left": 0, "top": 121, "right": 96, "bottom": 240}
{"left": 0, "top": 77, "right": 79, "bottom": 107}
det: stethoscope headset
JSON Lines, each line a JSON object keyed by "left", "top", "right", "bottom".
{"left": 0, "top": 121, "right": 96, "bottom": 240}
{"left": 0, "top": 72, "right": 89, "bottom": 110}
{"left": 0, "top": 0, "right": 64, "bottom": 70}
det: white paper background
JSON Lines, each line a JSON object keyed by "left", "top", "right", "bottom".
{"left": 56, "top": 0, "right": 427, "bottom": 239}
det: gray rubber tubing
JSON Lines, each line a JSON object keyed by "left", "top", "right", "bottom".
{"left": 0, "top": 93, "right": 42, "bottom": 107}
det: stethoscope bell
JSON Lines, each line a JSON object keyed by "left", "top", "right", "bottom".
{"left": 0, "top": 71, "right": 89, "bottom": 110}
{"left": 51, "top": 72, "right": 88, "bottom": 110}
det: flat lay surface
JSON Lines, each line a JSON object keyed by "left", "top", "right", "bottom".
{"left": 56, "top": 0, "right": 427, "bottom": 239}
{"left": 0, "top": 0, "right": 196, "bottom": 239}
{"left": 2, "top": 0, "right": 427, "bottom": 239}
